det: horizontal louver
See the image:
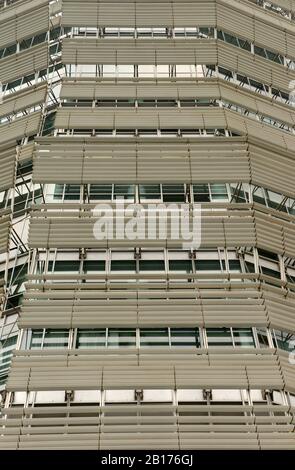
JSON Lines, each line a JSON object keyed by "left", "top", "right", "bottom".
{"left": 0, "top": 141, "right": 16, "bottom": 191}
{"left": 279, "top": 351, "right": 295, "bottom": 393}
{"left": 34, "top": 136, "right": 250, "bottom": 184}
{"left": 0, "top": 43, "right": 49, "bottom": 85}
{"left": 60, "top": 78, "right": 221, "bottom": 100}
{"left": 265, "top": 292, "right": 295, "bottom": 333}
{"left": 0, "top": 210, "right": 11, "bottom": 254}
{"left": 0, "top": 2, "right": 49, "bottom": 49}
{"left": 19, "top": 281, "right": 288, "bottom": 329}
{"left": 2, "top": 402, "right": 295, "bottom": 449}
{"left": 54, "top": 106, "right": 295, "bottom": 151}
{"left": 249, "top": 144, "right": 295, "bottom": 197}
{"left": 62, "top": 38, "right": 295, "bottom": 92}
{"left": 33, "top": 135, "right": 295, "bottom": 197}
{"left": 18, "top": 141, "right": 35, "bottom": 163}
{"left": 217, "top": 42, "right": 295, "bottom": 93}
{"left": 28, "top": 204, "right": 257, "bottom": 249}
{"left": 62, "top": 0, "right": 216, "bottom": 28}
{"left": 59, "top": 78, "right": 295, "bottom": 128}
{"left": 0, "top": 112, "right": 42, "bottom": 145}
{"left": 62, "top": 37, "right": 218, "bottom": 65}
{"left": 28, "top": 203, "right": 295, "bottom": 257}
{"left": 0, "top": 84, "right": 47, "bottom": 120}
{"left": 55, "top": 106, "right": 228, "bottom": 129}
{"left": 6, "top": 351, "right": 282, "bottom": 391}
{"left": 62, "top": 0, "right": 295, "bottom": 58}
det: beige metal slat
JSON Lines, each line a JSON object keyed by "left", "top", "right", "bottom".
{"left": 54, "top": 106, "right": 228, "bottom": 129}
{"left": 0, "top": 141, "right": 16, "bottom": 190}
{"left": 59, "top": 77, "right": 295, "bottom": 129}
{"left": 33, "top": 135, "right": 250, "bottom": 184}
{"left": 249, "top": 144, "right": 295, "bottom": 198}
{"left": 0, "top": 112, "right": 42, "bottom": 145}
{"left": 0, "top": 210, "right": 11, "bottom": 254}
{"left": 62, "top": 0, "right": 216, "bottom": 28}
{"left": 0, "top": 43, "right": 49, "bottom": 85}
{"left": 60, "top": 78, "right": 221, "bottom": 100}
{"left": 217, "top": 2, "right": 254, "bottom": 41}
{"left": 0, "top": 3, "right": 49, "bottom": 49}
{"left": 62, "top": 37, "right": 218, "bottom": 65}
{"left": 218, "top": 41, "right": 295, "bottom": 92}
{"left": 0, "top": 84, "right": 47, "bottom": 119}
{"left": 18, "top": 141, "right": 35, "bottom": 163}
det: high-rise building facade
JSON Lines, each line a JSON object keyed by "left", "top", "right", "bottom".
{"left": 1, "top": 0, "right": 295, "bottom": 450}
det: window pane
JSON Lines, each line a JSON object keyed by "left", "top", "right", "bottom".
{"left": 196, "top": 260, "right": 221, "bottom": 271}
{"left": 170, "top": 328, "right": 200, "bottom": 347}
{"left": 107, "top": 328, "right": 136, "bottom": 348}
{"left": 30, "top": 330, "right": 43, "bottom": 349}
{"left": 113, "top": 185, "right": 135, "bottom": 200}
{"left": 245, "top": 262, "right": 255, "bottom": 273}
{"left": 265, "top": 189, "right": 285, "bottom": 211}
{"left": 89, "top": 184, "right": 112, "bottom": 200}
{"left": 139, "top": 260, "right": 165, "bottom": 271}
{"left": 193, "top": 184, "right": 210, "bottom": 202}
{"left": 233, "top": 328, "right": 254, "bottom": 347}
{"left": 261, "top": 267, "right": 281, "bottom": 279}
{"left": 77, "top": 329, "right": 106, "bottom": 348}
{"left": 207, "top": 328, "right": 232, "bottom": 346}
{"left": 162, "top": 185, "right": 185, "bottom": 202}
{"left": 64, "top": 184, "right": 80, "bottom": 200}
{"left": 224, "top": 32, "right": 239, "bottom": 47}
{"left": 32, "top": 32, "right": 47, "bottom": 46}
{"left": 273, "top": 330, "right": 295, "bottom": 352}
{"left": 140, "top": 328, "right": 169, "bottom": 347}
{"left": 169, "top": 260, "right": 193, "bottom": 273}
{"left": 43, "top": 330, "right": 69, "bottom": 349}
{"left": 239, "top": 39, "right": 251, "bottom": 51}
{"left": 210, "top": 183, "right": 228, "bottom": 201}
{"left": 252, "top": 187, "right": 265, "bottom": 205}
{"left": 83, "top": 260, "right": 105, "bottom": 272}
{"left": 139, "top": 185, "right": 161, "bottom": 200}
{"left": 53, "top": 184, "right": 64, "bottom": 200}
{"left": 230, "top": 184, "right": 247, "bottom": 203}
{"left": 48, "top": 261, "right": 80, "bottom": 272}
{"left": 111, "top": 260, "right": 136, "bottom": 271}
{"left": 258, "top": 249, "right": 278, "bottom": 262}
{"left": 229, "top": 260, "right": 241, "bottom": 272}
{"left": 256, "top": 328, "right": 269, "bottom": 348}
{"left": 254, "top": 46, "right": 266, "bottom": 58}
{"left": 7, "top": 264, "right": 27, "bottom": 284}
{"left": 0, "top": 335, "right": 17, "bottom": 379}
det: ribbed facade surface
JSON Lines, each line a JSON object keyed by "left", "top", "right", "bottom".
{"left": 1, "top": 0, "right": 295, "bottom": 450}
